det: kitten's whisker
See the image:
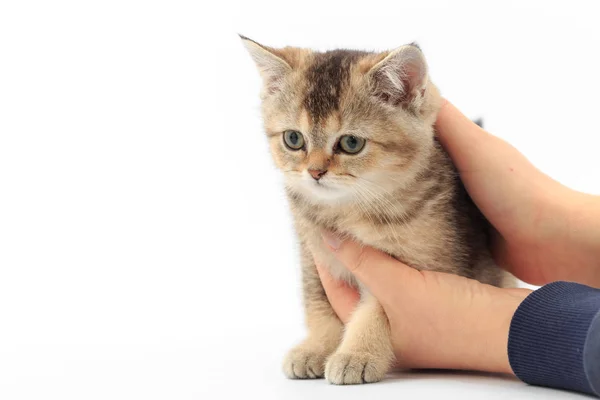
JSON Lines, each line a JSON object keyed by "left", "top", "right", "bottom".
{"left": 350, "top": 185, "right": 378, "bottom": 230}
{"left": 353, "top": 180, "right": 403, "bottom": 242}
{"left": 355, "top": 178, "right": 416, "bottom": 240}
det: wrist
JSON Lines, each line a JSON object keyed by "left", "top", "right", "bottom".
{"left": 568, "top": 192, "right": 600, "bottom": 287}
{"left": 464, "top": 286, "right": 531, "bottom": 375}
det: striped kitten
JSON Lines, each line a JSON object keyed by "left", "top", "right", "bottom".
{"left": 241, "top": 36, "right": 514, "bottom": 385}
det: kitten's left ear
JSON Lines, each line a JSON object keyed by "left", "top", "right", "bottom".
{"left": 367, "top": 44, "right": 429, "bottom": 110}
{"left": 239, "top": 35, "right": 292, "bottom": 95}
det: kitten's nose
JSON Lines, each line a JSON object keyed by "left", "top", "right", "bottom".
{"left": 308, "top": 169, "right": 327, "bottom": 181}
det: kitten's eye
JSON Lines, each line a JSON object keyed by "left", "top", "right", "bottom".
{"left": 283, "top": 130, "right": 305, "bottom": 150}
{"left": 338, "top": 135, "right": 366, "bottom": 154}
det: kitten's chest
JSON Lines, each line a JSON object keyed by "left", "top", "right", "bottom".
{"left": 296, "top": 205, "right": 453, "bottom": 286}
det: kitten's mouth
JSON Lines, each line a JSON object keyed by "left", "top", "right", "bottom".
{"left": 291, "top": 176, "right": 355, "bottom": 202}
{"left": 300, "top": 177, "right": 336, "bottom": 194}
{"left": 310, "top": 179, "right": 333, "bottom": 189}
{"left": 286, "top": 173, "right": 354, "bottom": 201}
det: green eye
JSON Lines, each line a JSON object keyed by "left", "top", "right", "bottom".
{"left": 283, "top": 130, "right": 305, "bottom": 150}
{"left": 338, "top": 135, "right": 366, "bottom": 154}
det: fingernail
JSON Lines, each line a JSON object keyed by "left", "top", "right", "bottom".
{"left": 321, "top": 230, "right": 342, "bottom": 250}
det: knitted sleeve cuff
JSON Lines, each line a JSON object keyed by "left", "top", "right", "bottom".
{"left": 508, "top": 281, "right": 600, "bottom": 397}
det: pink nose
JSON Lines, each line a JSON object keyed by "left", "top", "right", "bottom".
{"left": 308, "top": 169, "right": 327, "bottom": 180}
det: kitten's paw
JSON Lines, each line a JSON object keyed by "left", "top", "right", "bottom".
{"left": 282, "top": 345, "right": 328, "bottom": 379}
{"left": 324, "top": 352, "right": 388, "bottom": 385}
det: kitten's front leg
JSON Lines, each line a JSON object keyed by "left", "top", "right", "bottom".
{"left": 325, "top": 291, "right": 394, "bottom": 384}
{"left": 283, "top": 243, "right": 344, "bottom": 379}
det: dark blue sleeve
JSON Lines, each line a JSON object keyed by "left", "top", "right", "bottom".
{"left": 508, "top": 281, "right": 600, "bottom": 397}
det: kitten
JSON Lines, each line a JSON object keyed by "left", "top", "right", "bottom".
{"left": 240, "top": 36, "right": 515, "bottom": 385}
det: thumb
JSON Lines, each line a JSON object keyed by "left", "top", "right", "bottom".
{"left": 321, "top": 231, "right": 423, "bottom": 305}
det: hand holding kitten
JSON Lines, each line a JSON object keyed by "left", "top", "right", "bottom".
{"left": 317, "top": 230, "right": 529, "bottom": 375}
{"left": 435, "top": 100, "right": 600, "bottom": 288}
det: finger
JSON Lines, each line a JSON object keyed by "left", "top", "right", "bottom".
{"left": 436, "top": 99, "right": 542, "bottom": 180}
{"left": 434, "top": 99, "right": 496, "bottom": 173}
{"left": 314, "top": 258, "right": 360, "bottom": 324}
{"left": 321, "top": 231, "right": 423, "bottom": 305}
{"left": 436, "top": 100, "right": 554, "bottom": 229}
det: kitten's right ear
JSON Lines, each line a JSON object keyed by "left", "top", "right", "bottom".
{"left": 239, "top": 35, "right": 292, "bottom": 94}
{"left": 366, "top": 44, "right": 429, "bottom": 111}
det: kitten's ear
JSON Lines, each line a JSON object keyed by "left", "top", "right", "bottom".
{"left": 239, "top": 35, "right": 292, "bottom": 94}
{"left": 367, "top": 44, "right": 428, "bottom": 110}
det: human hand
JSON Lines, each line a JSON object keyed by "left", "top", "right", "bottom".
{"left": 317, "top": 232, "right": 531, "bottom": 374}
{"left": 436, "top": 100, "right": 600, "bottom": 287}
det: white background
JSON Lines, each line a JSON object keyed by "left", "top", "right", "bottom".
{"left": 1, "top": 1, "right": 599, "bottom": 399}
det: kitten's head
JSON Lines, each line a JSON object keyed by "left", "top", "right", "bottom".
{"left": 241, "top": 36, "right": 442, "bottom": 204}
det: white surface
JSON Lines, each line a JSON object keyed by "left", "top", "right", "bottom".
{"left": 1, "top": 1, "right": 599, "bottom": 399}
